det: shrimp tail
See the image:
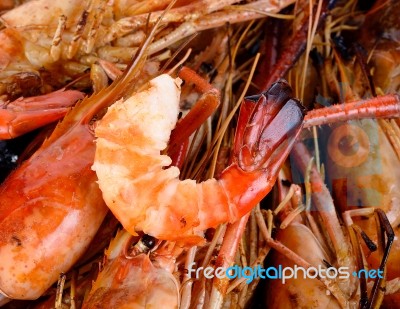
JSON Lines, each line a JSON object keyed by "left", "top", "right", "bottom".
{"left": 221, "top": 80, "right": 305, "bottom": 219}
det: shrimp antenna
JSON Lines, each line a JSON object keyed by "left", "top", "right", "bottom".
{"left": 115, "top": 0, "right": 178, "bottom": 95}
{"left": 347, "top": 208, "right": 395, "bottom": 308}
{"left": 366, "top": 209, "right": 395, "bottom": 309}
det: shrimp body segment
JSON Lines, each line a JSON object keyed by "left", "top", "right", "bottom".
{"left": 93, "top": 75, "right": 305, "bottom": 242}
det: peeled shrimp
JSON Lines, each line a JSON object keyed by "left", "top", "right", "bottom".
{"left": 93, "top": 74, "right": 305, "bottom": 242}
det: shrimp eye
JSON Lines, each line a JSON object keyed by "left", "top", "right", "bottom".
{"left": 141, "top": 234, "right": 157, "bottom": 250}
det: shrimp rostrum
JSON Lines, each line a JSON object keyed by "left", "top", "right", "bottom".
{"left": 93, "top": 73, "right": 305, "bottom": 243}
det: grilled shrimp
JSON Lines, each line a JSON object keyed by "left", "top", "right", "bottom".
{"left": 323, "top": 2, "right": 400, "bottom": 305}
{"left": 0, "top": 0, "right": 294, "bottom": 89}
{"left": 0, "top": 89, "right": 84, "bottom": 139}
{"left": 266, "top": 223, "right": 342, "bottom": 308}
{"left": 0, "top": 95, "right": 108, "bottom": 300}
{"left": 0, "top": 18, "right": 160, "bottom": 299}
{"left": 93, "top": 73, "right": 305, "bottom": 242}
{"left": 0, "top": 0, "right": 300, "bottom": 302}
{"left": 81, "top": 231, "right": 180, "bottom": 309}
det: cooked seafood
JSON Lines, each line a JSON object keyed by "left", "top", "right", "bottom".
{"left": 0, "top": 84, "right": 108, "bottom": 300}
{"left": 0, "top": 0, "right": 294, "bottom": 95}
{"left": 92, "top": 73, "right": 304, "bottom": 242}
{"left": 0, "top": 89, "right": 83, "bottom": 139}
{"left": 266, "top": 223, "right": 342, "bottom": 308}
{"left": 1, "top": 0, "right": 400, "bottom": 308}
{"left": 0, "top": 16, "right": 159, "bottom": 299}
{"left": 81, "top": 231, "right": 180, "bottom": 309}
{"left": 262, "top": 1, "right": 400, "bottom": 308}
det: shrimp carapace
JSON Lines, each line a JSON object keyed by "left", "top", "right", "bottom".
{"left": 93, "top": 74, "right": 305, "bottom": 243}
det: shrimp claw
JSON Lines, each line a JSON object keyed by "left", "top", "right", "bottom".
{"left": 93, "top": 75, "right": 305, "bottom": 243}
{"left": 0, "top": 89, "right": 84, "bottom": 139}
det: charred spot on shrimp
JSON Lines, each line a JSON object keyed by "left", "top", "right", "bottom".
{"left": 10, "top": 235, "right": 22, "bottom": 247}
{"left": 200, "top": 62, "right": 214, "bottom": 74}
{"left": 180, "top": 217, "right": 187, "bottom": 227}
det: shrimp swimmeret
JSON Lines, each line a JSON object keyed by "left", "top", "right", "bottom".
{"left": 93, "top": 73, "right": 305, "bottom": 242}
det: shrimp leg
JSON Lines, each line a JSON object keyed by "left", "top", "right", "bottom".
{"left": 167, "top": 66, "right": 220, "bottom": 165}
{"left": 0, "top": 89, "right": 84, "bottom": 139}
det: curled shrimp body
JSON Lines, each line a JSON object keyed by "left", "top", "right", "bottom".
{"left": 93, "top": 74, "right": 305, "bottom": 242}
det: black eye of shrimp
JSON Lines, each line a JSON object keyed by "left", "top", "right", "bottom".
{"left": 141, "top": 234, "right": 157, "bottom": 251}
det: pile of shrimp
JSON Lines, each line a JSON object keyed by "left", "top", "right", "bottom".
{"left": 0, "top": 0, "right": 400, "bottom": 308}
